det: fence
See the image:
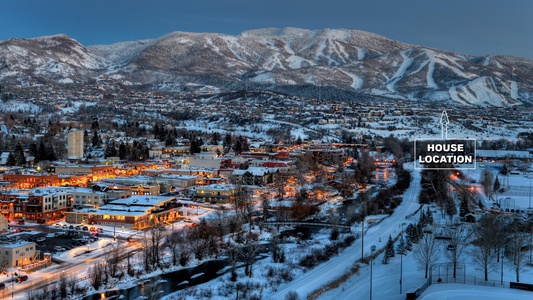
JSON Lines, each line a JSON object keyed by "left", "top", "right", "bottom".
{"left": 430, "top": 274, "right": 511, "bottom": 289}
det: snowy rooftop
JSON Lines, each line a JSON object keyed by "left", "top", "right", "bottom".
{"left": 110, "top": 195, "right": 174, "bottom": 207}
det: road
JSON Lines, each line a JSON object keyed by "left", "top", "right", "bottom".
{"left": 7, "top": 239, "right": 141, "bottom": 299}
{"left": 267, "top": 166, "right": 421, "bottom": 299}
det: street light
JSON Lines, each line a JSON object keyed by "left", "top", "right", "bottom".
{"left": 370, "top": 245, "right": 376, "bottom": 300}
{"left": 501, "top": 253, "right": 504, "bottom": 286}
{"left": 527, "top": 175, "right": 532, "bottom": 265}
{"left": 361, "top": 217, "right": 365, "bottom": 261}
{"left": 400, "top": 223, "right": 406, "bottom": 294}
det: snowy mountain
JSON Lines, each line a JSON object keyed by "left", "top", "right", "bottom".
{"left": 1, "top": 28, "right": 533, "bottom": 107}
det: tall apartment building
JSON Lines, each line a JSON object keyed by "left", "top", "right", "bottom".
{"left": 67, "top": 130, "right": 84, "bottom": 159}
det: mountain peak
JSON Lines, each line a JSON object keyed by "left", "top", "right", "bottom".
{"left": 1, "top": 28, "right": 532, "bottom": 107}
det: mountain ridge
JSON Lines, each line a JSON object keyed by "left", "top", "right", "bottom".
{"left": 1, "top": 27, "right": 532, "bottom": 107}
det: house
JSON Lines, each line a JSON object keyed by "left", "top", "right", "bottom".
{"left": 195, "top": 184, "right": 239, "bottom": 203}
{"left": 232, "top": 167, "right": 276, "bottom": 186}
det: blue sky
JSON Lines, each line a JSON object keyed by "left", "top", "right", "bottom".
{"left": 1, "top": 0, "right": 532, "bottom": 58}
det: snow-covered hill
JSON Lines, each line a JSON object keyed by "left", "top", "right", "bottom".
{"left": 1, "top": 28, "right": 533, "bottom": 107}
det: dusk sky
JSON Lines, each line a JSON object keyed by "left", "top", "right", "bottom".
{"left": 1, "top": 0, "right": 532, "bottom": 58}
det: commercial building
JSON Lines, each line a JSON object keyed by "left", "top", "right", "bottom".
{"left": 65, "top": 195, "right": 178, "bottom": 229}
{"left": 67, "top": 130, "right": 84, "bottom": 159}
{"left": 0, "top": 241, "right": 38, "bottom": 268}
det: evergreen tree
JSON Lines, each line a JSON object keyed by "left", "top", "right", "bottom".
{"left": 382, "top": 235, "right": 395, "bottom": 264}
{"left": 210, "top": 132, "right": 220, "bottom": 145}
{"left": 6, "top": 152, "right": 15, "bottom": 166}
{"left": 118, "top": 142, "right": 128, "bottom": 160}
{"left": 234, "top": 136, "right": 243, "bottom": 154}
{"left": 425, "top": 206, "right": 433, "bottom": 225}
{"left": 397, "top": 236, "right": 406, "bottom": 255}
{"left": 37, "top": 140, "right": 47, "bottom": 162}
{"left": 104, "top": 140, "right": 117, "bottom": 158}
{"left": 165, "top": 134, "right": 176, "bottom": 147}
{"left": 459, "top": 196, "right": 470, "bottom": 217}
{"left": 405, "top": 236, "right": 413, "bottom": 251}
{"left": 92, "top": 131, "right": 100, "bottom": 147}
{"left": 190, "top": 138, "right": 201, "bottom": 154}
{"left": 406, "top": 223, "right": 421, "bottom": 244}
{"left": 14, "top": 143, "right": 26, "bottom": 166}
{"left": 28, "top": 143, "right": 38, "bottom": 159}
{"left": 45, "top": 144, "right": 57, "bottom": 161}
{"left": 223, "top": 133, "right": 232, "bottom": 151}
{"left": 493, "top": 177, "right": 501, "bottom": 193}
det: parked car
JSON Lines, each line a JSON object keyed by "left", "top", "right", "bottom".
{"left": 82, "top": 226, "right": 88, "bottom": 231}
{"left": 35, "top": 237, "right": 46, "bottom": 243}
{"left": 16, "top": 275, "right": 28, "bottom": 283}
{"left": 54, "top": 246, "right": 66, "bottom": 252}
{"left": 0, "top": 282, "right": 5, "bottom": 290}
{"left": 17, "top": 220, "right": 24, "bottom": 225}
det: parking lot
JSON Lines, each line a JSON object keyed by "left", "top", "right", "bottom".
{"left": 2, "top": 224, "right": 102, "bottom": 256}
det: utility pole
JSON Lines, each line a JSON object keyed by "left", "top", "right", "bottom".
{"left": 361, "top": 218, "right": 365, "bottom": 261}
{"left": 370, "top": 245, "right": 376, "bottom": 300}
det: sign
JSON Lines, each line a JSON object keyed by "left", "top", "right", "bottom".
{"left": 414, "top": 111, "right": 476, "bottom": 170}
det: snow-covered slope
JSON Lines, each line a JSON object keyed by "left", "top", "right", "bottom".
{"left": 1, "top": 28, "right": 533, "bottom": 107}
{"left": 0, "top": 34, "right": 106, "bottom": 84}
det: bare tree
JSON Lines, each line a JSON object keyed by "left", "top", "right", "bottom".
{"left": 443, "top": 224, "right": 471, "bottom": 279}
{"left": 413, "top": 230, "right": 440, "bottom": 278}
{"left": 59, "top": 271, "right": 68, "bottom": 299}
{"left": 272, "top": 173, "right": 287, "bottom": 200}
{"left": 88, "top": 262, "right": 104, "bottom": 290}
{"left": 261, "top": 193, "right": 270, "bottom": 222}
{"left": 106, "top": 240, "right": 123, "bottom": 278}
{"left": 184, "top": 225, "right": 216, "bottom": 261}
{"left": 164, "top": 229, "right": 182, "bottom": 266}
{"left": 226, "top": 242, "right": 240, "bottom": 281}
{"left": 66, "top": 273, "right": 77, "bottom": 296}
{"left": 238, "top": 232, "right": 260, "bottom": 277}
{"left": 505, "top": 221, "right": 529, "bottom": 282}
{"left": 471, "top": 215, "right": 498, "bottom": 281}
{"left": 355, "top": 150, "right": 375, "bottom": 188}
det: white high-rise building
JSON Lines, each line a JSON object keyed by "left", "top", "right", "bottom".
{"left": 67, "top": 130, "right": 84, "bottom": 159}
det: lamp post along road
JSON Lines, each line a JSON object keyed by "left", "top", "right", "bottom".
{"left": 370, "top": 245, "right": 376, "bottom": 300}
{"left": 501, "top": 253, "right": 504, "bottom": 286}
{"left": 527, "top": 175, "right": 532, "bottom": 265}
{"left": 400, "top": 223, "right": 406, "bottom": 294}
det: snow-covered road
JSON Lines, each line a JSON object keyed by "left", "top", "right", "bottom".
{"left": 267, "top": 166, "right": 421, "bottom": 299}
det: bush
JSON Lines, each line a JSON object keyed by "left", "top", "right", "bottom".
{"left": 285, "top": 291, "right": 300, "bottom": 300}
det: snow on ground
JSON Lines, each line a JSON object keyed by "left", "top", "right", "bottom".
{"left": 265, "top": 165, "right": 422, "bottom": 299}
{"left": 419, "top": 283, "right": 532, "bottom": 300}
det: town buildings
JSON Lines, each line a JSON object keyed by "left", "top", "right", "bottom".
{"left": 0, "top": 241, "right": 38, "bottom": 268}
{"left": 67, "top": 130, "right": 84, "bottom": 160}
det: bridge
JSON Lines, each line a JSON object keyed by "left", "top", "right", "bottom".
{"left": 262, "top": 221, "right": 352, "bottom": 230}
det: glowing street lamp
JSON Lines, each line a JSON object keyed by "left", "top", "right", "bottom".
{"left": 370, "top": 245, "right": 376, "bottom": 300}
